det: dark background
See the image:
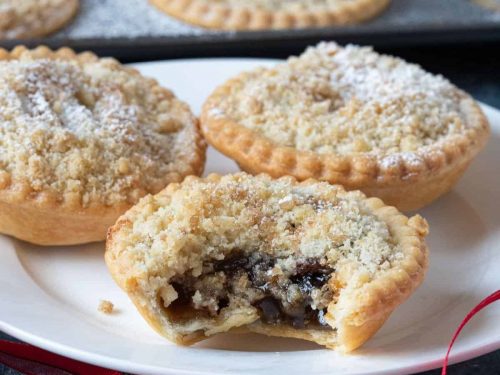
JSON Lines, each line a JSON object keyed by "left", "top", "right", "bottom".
{"left": 113, "top": 41, "right": 500, "bottom": 109}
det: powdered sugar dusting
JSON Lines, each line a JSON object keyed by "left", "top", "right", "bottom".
{"left": 380, "top": 152, "right": 423, "bottom": 169}
{"left": 0, "top": 53, "right": 200, "bottom": 206}
{"left": 208, "top": 107, "right": 225, "bottom": 118}
{"left": 215, "top": 42, "right": 479, "bottom": 158}
{"left": 318, "top": 42, "right": 458, "bottom": 108}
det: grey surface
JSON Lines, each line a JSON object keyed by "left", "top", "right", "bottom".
{"left": 1, "top": 0, "right": 499, "bottom": 50}
{"left": 48, "top": 0, "right": 500, "bottom": 40}
{"left": 57, "top": 0, "right": 205, "bottom": 39}
{"left": 3, "top": 0, "right": 500, "bottom": 61}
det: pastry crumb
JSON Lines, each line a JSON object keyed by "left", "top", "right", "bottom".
{"left": 98, "top": 300, "right": 114, "bottom": 314}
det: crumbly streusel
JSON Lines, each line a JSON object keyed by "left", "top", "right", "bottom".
{"left": 0, "top": 53, "right": 200, "bottom": 206}
{"left": 129, "top": 173, "right": 400, "bottom": 277}
{"left": 212, "top": 42, "right": 470, "bottom": 156}
{"left": 0, "top": 0, "right": 77, "bottom": 39}
{"left": 121, "top": 173, "right": 402, "bottom": 327}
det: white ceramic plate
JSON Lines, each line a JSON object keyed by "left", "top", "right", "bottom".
{"left": 1, "top": 59, "right": 499, "bottom": 375}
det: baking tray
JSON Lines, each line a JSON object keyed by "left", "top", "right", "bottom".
{"left": 1, "top": 0, "right": 500, "bottom": 61}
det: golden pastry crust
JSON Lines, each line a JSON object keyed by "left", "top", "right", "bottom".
{"left": 0, "top": 0, "right": 78, "bottom": 39}
{"left": 201, "top": 42, "right": 490, "bottom": 211}
{"left": 149, "top": 0, "right": 390, "bottom": 30}
{"left": 0, "top": 46, "right": 206, "bottom": 245}
{"left": 106, "top": 173, "right": 428, "bottom": 352}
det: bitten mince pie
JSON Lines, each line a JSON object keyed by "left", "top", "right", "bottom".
{"left": 106, "top": 173, "right": 429, "bottom": 351}
{"left": 0, "top": 0, "right": 78, "bottom": 39}
{"left": 0, "top": 46, "right": 206, "bottom": 245}
{"left": 201, "top": 42, "right": 490, "bottom": 211}
{"left": 149, "top": 0, "right": 390, "bottom": 30}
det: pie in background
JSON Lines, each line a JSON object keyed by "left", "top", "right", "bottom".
{"left": 0, "top": 0, "right": 79, "bottom": 39}
{"left": 149, "top": 0, "right": 390, "bottom": 30}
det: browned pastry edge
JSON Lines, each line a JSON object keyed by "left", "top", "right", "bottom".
{"left": 149, "top": 0, "right": 390, "bottom": 30}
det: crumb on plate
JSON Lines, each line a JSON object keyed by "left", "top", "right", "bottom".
{"left": 98, "top": 299, "right": 114, "bottom": 314}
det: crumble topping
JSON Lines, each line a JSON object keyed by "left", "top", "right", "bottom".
{"left": 122, "top": 174, "right": 402, "bottom": 329}
{"left": 212, "top": 42, "right": 472, "bottom": 156}
{"left": 0, "top": 53, "right": 199, "bottom": 206}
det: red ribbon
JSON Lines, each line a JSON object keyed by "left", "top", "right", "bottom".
{"left": 0, "top": 340, "right": 120, "bottom": 375}
{"left": 442, "top": 290, "right": 500, "bottom": 375}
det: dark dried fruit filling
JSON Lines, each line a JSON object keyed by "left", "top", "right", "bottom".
{"left": 165, "top": 252, "right": 335, "bottom": 330}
